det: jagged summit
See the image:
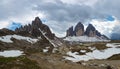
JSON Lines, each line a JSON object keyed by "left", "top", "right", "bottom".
{"left": 15, "top": 17, "right": 55, "bottom": 39}
{"left": 32, "top": 17, "right": 42, "bottom": 26}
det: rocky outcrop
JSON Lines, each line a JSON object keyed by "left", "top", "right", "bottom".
{"left": 66, "top": 26, "right": 74, "bottom": 36}
{"left": 66, "top": 22, "right": 84, "bottom": 37}
{"left": 84, "top": 24, "right": 96, "bottom": 37}
{"left": 0, "top": 28, "right": 15, "bottom": 36}
{"left": 15, "top": 17, "right": 55, "bottom": 39}
{"left": 84, "top": 24, "right": 101, "bottom": 37}
{"left": 66, "top": 22, "right": 105, "bottom": 38}
{"left": 74, "top": 22, "right": 84, "bottom": 36}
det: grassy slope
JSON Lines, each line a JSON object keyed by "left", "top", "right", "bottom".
{"left": 0, "top": 56, "right": 41, "bottom": 69}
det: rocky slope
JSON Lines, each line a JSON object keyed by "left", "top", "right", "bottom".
{"left": 0, "top": 17, "right": 57, "bottom": 52}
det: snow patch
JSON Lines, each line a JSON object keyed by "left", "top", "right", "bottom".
{"left": 0, "top": 50, "right": 23, "bottom": 57}
{"left": 88, "top": 47, "right": 96, "bottom": 50}
{"left": 52, "top": 48, "right": 58, "bottom": 53}
{"left": 64, "top": 36, "right": 110, "bottom": 42}
{"left": 106, "top": 43, "right": 120, "bottom": 48}
{"left": 39, "top": 28, "right": 57, "bottom": 47}
{"left": 80, "top": 50, "right": 86, "bottom": 53}
{"left": 43, "top": 49, "right": 48, "bottom": 53}
{"left": 43, "top": 47, "right": 50, "bottom": 53}
{"left": 64, "top": 43, "right": 120, "bottom": 62}
{"left": 0, "top": 35, "right": 39, "bottom": 43}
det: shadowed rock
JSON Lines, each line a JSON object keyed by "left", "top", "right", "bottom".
{"left": 66, "top": 26, "right": 74, "bottom": 36}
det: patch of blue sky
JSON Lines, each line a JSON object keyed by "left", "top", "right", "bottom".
{"left": 106, "top": 15, "right": 115, "bottom": 21}
{"left": 7, "top": 22, "right": 22, "bottom": 31}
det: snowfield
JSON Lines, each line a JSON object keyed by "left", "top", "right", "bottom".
{"left": 0, "top": 50, "right": 23, "bottom": 57}
{"left": 0, "top": 35, "right": 39, "bottom": 43}
{"left": 64, "top": 43, "right": 120, "bottom": 62}
{"left": 106, "top": 43, "right": 120, "bottom": 48}
{"left": 64, "top": 36, "right": 110, "bottom": 42}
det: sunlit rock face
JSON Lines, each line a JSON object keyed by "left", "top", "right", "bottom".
{"left": 66, "top": 22, "right": 84, "bottom": 37}
{"left": 74, "top": 22, "right": 84, "bottom": 36}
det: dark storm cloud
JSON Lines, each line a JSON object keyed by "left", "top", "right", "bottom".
{"left": 33, "top": 1, "right": 93, "bottom": 22}
{"left": 0, "top": 0, "right": 120, "bottom": 37}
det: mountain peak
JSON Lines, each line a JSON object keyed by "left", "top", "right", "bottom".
{"left": 84, "top": 24, "right": 96, "bottom": 37}
{"left": 74, "top": 22, "right": 84, "bottom": 36}
{"left": 15, "top": 17, "right": 55, "bottom": 39}
{"left": 34, "top": 17, "right": 42, "bottom": 23}
{"left": 32, "top": 17, "right": 42, "bottom": 26}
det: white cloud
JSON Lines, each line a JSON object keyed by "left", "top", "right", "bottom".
{"left": 0, "top": 21, "right": 10, "bottom": 29}
{"left": 60, "top": 0, "right": 98, "bottom": 6}
{"left": 0, "top": 0, "right": 120, "bottom": 38}
{"left": 91, "top": 18, "right": 120, "bottom": 38}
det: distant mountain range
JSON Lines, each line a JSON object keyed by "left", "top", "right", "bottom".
{"left": 0, "top": 17, "right": 110, "bottom": 43}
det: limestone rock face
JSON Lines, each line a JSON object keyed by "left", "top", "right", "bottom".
{"left": 66, "top": 22, "right": 104, "bottom": 38}
{"left": 84, "top": 24, "right": 101, "bottom": 37}
{"left": 66, "top": 26, "right": 74, "bottom": 36}
{"left": 74, "top": 22, "right": 84, "bottom": 36}
{"left": 15, "top": 17, "right": 55, "bottom": 39}
{"left": 84, "top": 24, "right": 96, "bottom": 37}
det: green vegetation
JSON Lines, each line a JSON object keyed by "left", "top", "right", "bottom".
{"left": 0, "top": 56, "right": 41, "bottom": 69}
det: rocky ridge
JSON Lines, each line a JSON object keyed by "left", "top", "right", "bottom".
{"left": 15, "top": 17, "right": 55, "bottom": 39}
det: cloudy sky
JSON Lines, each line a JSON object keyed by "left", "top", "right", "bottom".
{"left": 0, "top": 0, "right": 120, "bottom": 38}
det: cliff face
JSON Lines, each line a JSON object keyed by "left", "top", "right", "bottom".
{"left": 66, "top": 22, "right": 84, "bottom": 37}
{"left": 74, "top": 22, "right": 84, "bottom": 36}
{"left": 66, "top": 26, "right": 74, "bottom": 36}
{"left": 84, "top": 24, "right": 101, "bottom": 37}
{"left": 15, "top": 17, "right": 55, "bottom": 39}
{"left": 66, "top": 22, "right": 104, "bottom": 38}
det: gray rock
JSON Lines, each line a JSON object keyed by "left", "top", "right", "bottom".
{"left": 74, "top": 22, "right": 84, "bottom": 36}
